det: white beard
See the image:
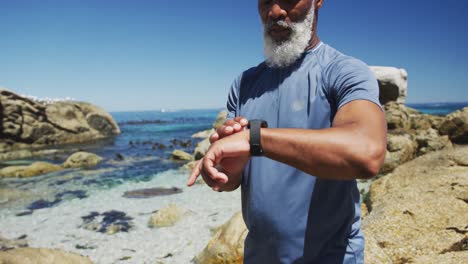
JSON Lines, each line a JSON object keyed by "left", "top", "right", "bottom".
{"left": 263, "top": 10, "right": 315, "bottom": 68}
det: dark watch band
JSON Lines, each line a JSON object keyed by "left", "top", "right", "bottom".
{"left": 247, "top": 119, "right": 268, "bottom": 156}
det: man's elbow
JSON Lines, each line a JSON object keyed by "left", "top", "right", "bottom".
{"left": 356, "top": 143, "right": 386, "bottom": 180}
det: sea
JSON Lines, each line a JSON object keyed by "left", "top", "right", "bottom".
{"left": 1, "top": 102, "right": 467, "bottom": 213}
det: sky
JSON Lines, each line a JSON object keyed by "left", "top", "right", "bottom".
{"left": 1, "top": 0, "right": 467, "bottom": 112}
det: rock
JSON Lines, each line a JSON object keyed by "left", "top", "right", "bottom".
{"left": 380, "top": 134, "right": 417, "bottom": 174}
{"left": 0, "top": 162, "right": 62, "bottom": 178}
{"left": 192, "top": 129, "right": 214, "bottom": 138}
{"left": 370, "top": 66, "right": 407, "bottom": 105}
{"left": 363, "top": 146, "right": 468, "bottom": 263}
{"left": 0, "top": 235, "right": 28, "bottom": 251}
{"left": 414, "top": 128, "right": 452, "bottom": 155}
{"left": 0, "top": 188, "right": 28, "bottom": 205}
{"left": 123, "top": 187, "right": 182, "bottom": 198}
{"left": 63, "top": 152, "right": 103, "bottom": 169}
{"left": 363, "top": 231, "right": 392, "bottom": 264}
{"left": 361, "top": 203, "right": 368, "bottom": 219}
{"left": 213, "top": 111, "right": 228, "bottom": 129}
{"left": 81, "top": 210, "right": 133, "bottom": 235}
{"left": 0, "top": 89, "right": 120, "bottom": 159}
{"left": 148, "top": 204, "right": 187, "bottom": 228}
{"left": 182, "top": 161, "right": 198, "bottom": 170}
{"left": 194, "top": 212, "right": 247, "bottom": 264}
{"left": 0, "top": 248, "right": 93, "bottom": 264}
{"left": 193, "top": 137, "right": 210, "bottom": 160}
{"left": 384, "top": 102, "right": 419, "bottom": 131}
{"left": 412, "top": 251, "right": 468, "bottom": 264}
{"left": 170, "top": 150, "right": 194, "bottom": 161}
{"left": 438, "top": 107, "right": 468, "bottom": 144}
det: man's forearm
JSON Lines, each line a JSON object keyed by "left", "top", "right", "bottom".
{"left": 260, "top": 124, "right": 386, "bottom": 180}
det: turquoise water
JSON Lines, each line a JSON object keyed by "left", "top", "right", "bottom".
{"left": 407, "top": 102, "right": 468, "bottom": 116}
{"left": 0, "top": 109, "right": 221, "bottom": 212}
{"left": 1, "top": 103, "right": 467, "bottom": 212}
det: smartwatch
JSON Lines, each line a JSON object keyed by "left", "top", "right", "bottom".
{"left": 247, "top": 119, "right": 268, "bottom": 156}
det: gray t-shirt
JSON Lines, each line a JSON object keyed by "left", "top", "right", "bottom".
{"left": 226, "top": 42, "right": 381, "bottom": 264}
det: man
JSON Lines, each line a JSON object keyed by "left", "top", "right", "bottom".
{"left": 187, "top": 0, "right": 386, "bottom": 263}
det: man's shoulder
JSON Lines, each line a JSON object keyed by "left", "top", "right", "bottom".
{"left": 315, "top": 43, "right": 370, "bottom": 75}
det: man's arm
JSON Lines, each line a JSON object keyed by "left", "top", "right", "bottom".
{"left": 261, "top": 100, "right": 387, "bottom": 180}
{"left": 190, "top": 99, "right": 386, "bottom": 189}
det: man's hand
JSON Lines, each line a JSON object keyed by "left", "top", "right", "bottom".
{"left": 210, "top": 116, "right": 248, "bottom": 144}
{"left": 186, "top": 128, "right": 250, "bottom": 192}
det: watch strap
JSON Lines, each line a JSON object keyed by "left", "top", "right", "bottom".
{"left": 247, "top": 119, "right": 268, "bottom": 156}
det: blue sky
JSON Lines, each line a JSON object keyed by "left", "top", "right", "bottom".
{"left": 1, "top": 0, "right": 467, "bottom": 111}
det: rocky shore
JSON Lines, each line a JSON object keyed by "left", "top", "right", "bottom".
{"left": 0, "top": 88, "right": 120, "bottom": 161}
{"left": 0, "top": 66, "right": 467, "bottom": 263}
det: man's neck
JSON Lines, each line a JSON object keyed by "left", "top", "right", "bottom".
{"left": 305, "top": 34, "right": 321, "bottom": 51}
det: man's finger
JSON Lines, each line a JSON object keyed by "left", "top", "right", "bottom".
{"left": 234, "top": 116, "right": 249, "bottom": 127}
{"left": 209, "top": 132, "right": 219, "bottom": 144}
{"left": 187, "top": 160, "right": 202, "bottom": 186}
{"left": 216, "top": 125, "right": 234, "bottom": 138}
{"left": 203, "top": 151, "right": 228, "bottom": 184}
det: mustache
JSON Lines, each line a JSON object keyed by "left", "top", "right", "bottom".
{"left": 265, "top": 19, "right": 292, "bottom": 30}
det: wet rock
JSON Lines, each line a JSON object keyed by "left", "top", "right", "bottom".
{"left": 148, "top": 204, "right": 188, "bottom": 228}
{"left": 0, "top": 248, "right": 93, "bottom": 264}
{"left": 0, "top": 235, "right": 28, "bottom": 251}
{"left": 171, "top": 150, "right": 193, "bottom": 161}
{"left": 26, "top": 190, "right": 87, "bottom": 211}
{"left": 194, "top": 212, "right": 247, "bottom": 264}
{"left": 123, "top": 187, "right": 182, "bottom": 199}
{"left": 193, "top": 137, "right": 210, "bottom": 160}
{"left": 192, "top": 129, "right": 214, "bottom": 138}
{"left": 438, "top": 107, "right": 468, "bottom": 144}
{"left": 0, "top": 162, "right": 63, "bottom": 178}
{"left": 170, "top": 139, "right": 192, "bottom": 148}
{"left": 363, "top": 146, "right": 468, "bottom": 263}
{"left": 81, "top": 210, "right": 134, "bottom": 235}
{"left": 63, "top": 152, "right": 103, "bottom": 169}
{"left": 181, "top": 161, "right": 197, "bottom": 171}
{"left": 115, "top": 153, "right": 125, "bottom": 161}
{"left": 0, "top": 188, "right": 27, "bottom": 205}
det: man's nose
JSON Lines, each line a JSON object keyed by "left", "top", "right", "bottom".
{"left": 268, "top": 3, "right": 287, "bottom": 20}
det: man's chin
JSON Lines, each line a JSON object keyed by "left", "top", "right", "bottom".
{"left": 268, "top": 30, "right": 292, "bottom": 44}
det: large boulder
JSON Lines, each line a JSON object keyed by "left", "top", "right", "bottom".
{"left": 438, "top": 107, "right": 468, "bottom": 144}
{"left": 363, "top": 146, "right": 468, "bottom": 263}
{"left": 194, "top": 212, "right": 247, "bottom": 264}
{"left": 0, "top": 89, "right": 120, "bottom": 159}
{"left": 380, "top": 134, "right": 417, "bottom": 174}
{"left": 0, "top": 248, "right": 93, "bottom": 264}
{"left": 62, "top": 152, "right": 103, "bottom": 169}
{"left": 370, "top": 66, "right": 407, "bottom": 105}
{"left": 0, "top": 162, "right": 63, "bottom": 178}
{"left": 148, "top": 204, "right": 188, "bottom": 228}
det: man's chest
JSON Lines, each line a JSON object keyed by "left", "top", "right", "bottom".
{"left": 238, "top": 69, "right": 334, "bottom": 129}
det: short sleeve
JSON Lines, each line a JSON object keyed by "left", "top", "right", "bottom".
{"left": 325, "top": 57, "right": 382, "bottom": 111}
{"left": 226, "top": 74, "right": 242, "bottom": 119}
